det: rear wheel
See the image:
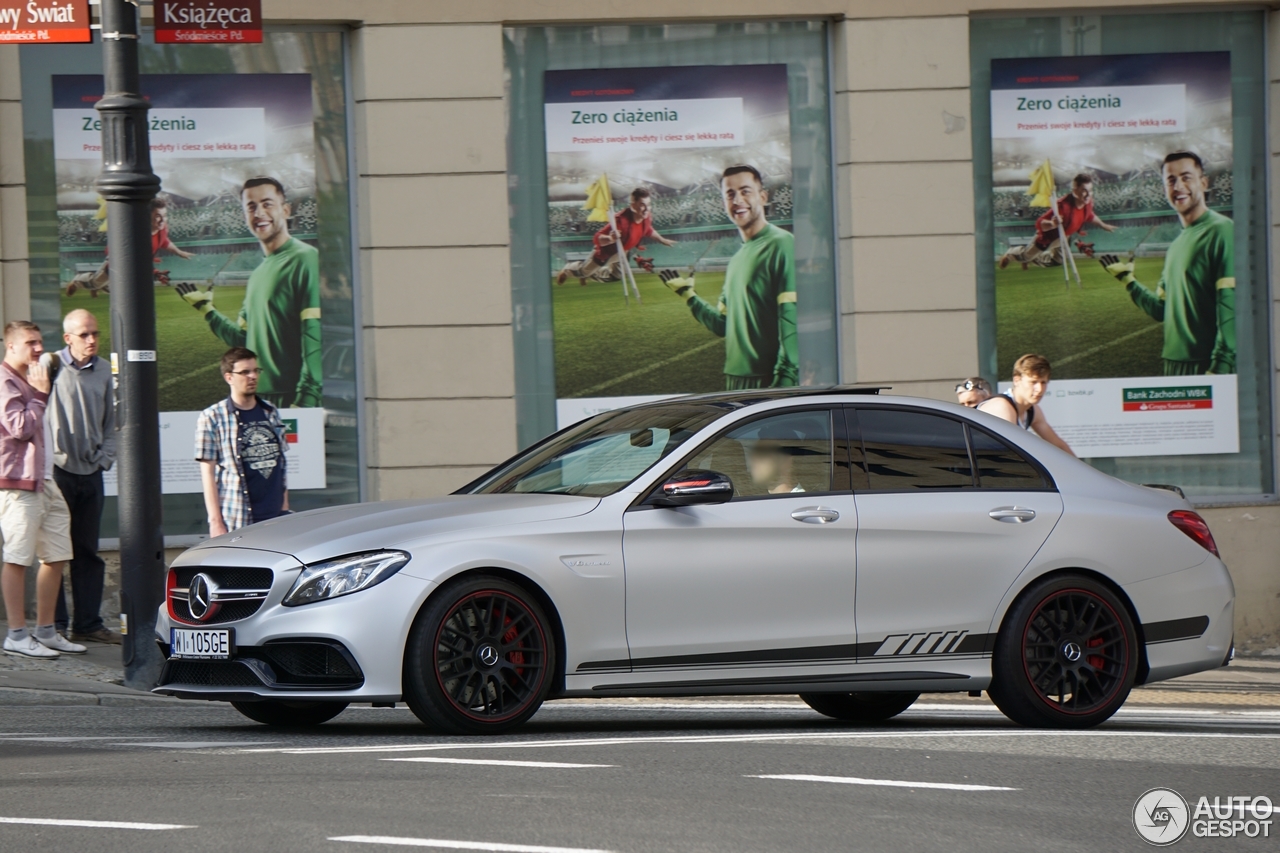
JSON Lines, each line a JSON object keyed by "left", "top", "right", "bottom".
{"left": 988, "top": 574, "right": 1138, "bottom": 728}
{"left": 403, "top": 576, "right": 555, "bottom": 735}
{"left": 799, "top": 692, "right": 919, "bottom": 722}
{"left": 230, "top": 699, "right": 348, "bottom": 726}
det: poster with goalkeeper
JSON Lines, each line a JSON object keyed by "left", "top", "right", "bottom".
{"left": 544, "top": 64, "right": 796, "bottom": 425}
{"left": 989, "top": 52, "right": 1240, "bottom": 458}
{"left": 52, "top": 73, "right": 326, "bottom": 492}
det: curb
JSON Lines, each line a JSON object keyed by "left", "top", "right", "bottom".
{"left": 0, "top": 686, "right": 184, "bottom": 706}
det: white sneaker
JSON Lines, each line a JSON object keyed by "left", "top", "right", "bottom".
{"left": 4, "top": 634, "right": 60, "bottom": 658}
{"left": 36, "top": 633, "right": 86, "bottom": 655}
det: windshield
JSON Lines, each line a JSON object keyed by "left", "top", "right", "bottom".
{"left": 466, "top": 404, "right": 725, "bottom": 497}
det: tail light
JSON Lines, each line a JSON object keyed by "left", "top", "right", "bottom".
{"left": 1168, "top": 510, "right": 1219, "bottom": 557}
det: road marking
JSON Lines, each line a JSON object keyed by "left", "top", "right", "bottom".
{"left": 0, "top": 736, "right": 158, "bottom": 742}
{"left": 0, "top": 817, "right": 193, "bottom": 830}
{"left": 112, "top": 741, "right": 279, "bottom": 749}
{"left": 383, "top": 757, "right": 614, "bottom": 769}
{"left": 331, "top": 836, "right": 614, "bottom": 852}
{"left": 749, "top": 774, "right": 1017, "bottom": 792}
{"left": 241, "top": 728, "right": 1280, "bottom": 756}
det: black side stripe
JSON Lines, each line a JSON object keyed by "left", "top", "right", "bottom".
{"left": 590, "top": 670, "right": 970, "bottom": 693}
{"left": 1143, "top": 616, "right": 1210, "bottom": 644}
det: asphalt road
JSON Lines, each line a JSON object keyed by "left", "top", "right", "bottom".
{"left": 1, "top": 697, "right": 1278, "bottom": 853}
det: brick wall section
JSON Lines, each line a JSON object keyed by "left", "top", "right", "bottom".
{"left": 351, "top": 24, "right": 517, "bottom": 500}
{"left": 833, "top": 17, "right": 977, "bottom": 401}
{"left": 0, "top": 45, "right": 30, "bottom": 327}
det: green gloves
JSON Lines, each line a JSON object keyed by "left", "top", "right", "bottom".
{"left": 176, "top": 282, "right": 214, "bottom": 315}
{"left": 1098, "top": 254, "right": 1136, "bottom": 286}
{"left": 659, "top": 269, "right": 696, "bottom": 302}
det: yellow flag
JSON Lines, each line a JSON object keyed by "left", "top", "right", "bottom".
{"left": 583, "top": 174, "right": 612, "bottom": 222}
{"left": 94, "top": 196, "right": 108, "bottom": 233}
{"left": 1027, "top": 160, "right": 1056, "bottom": 208}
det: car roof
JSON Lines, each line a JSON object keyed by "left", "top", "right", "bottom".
{"left": 626, "top": 385, "right": 891, "bottom": 411}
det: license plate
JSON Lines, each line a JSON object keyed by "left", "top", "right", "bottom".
{"left": 170, "top": 627, "right": 234, "bottom": 659}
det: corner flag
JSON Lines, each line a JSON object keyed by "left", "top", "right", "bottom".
{"left": 1027, "top": 161, "right": 1055, "bottom": 208}
{"left": 583, "top": 174, "right": 612, "bottom": 222}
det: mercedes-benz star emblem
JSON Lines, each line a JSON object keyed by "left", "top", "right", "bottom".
{"left": 477, "top": 645, "right": 500, "bottom": 667}
{"left": 188, "top": 573, "right": 218, "bottom": 622}
{"left": 1062, "top": 641, "right": 1083, "bottom": 662}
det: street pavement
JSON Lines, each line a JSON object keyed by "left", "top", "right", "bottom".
{"left": 0, "top": 649, "right": 1279, "bottom": 852}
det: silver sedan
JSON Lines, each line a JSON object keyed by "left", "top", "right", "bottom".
{"left": 155, "top": 388, "right": 1234, "bottom": 732}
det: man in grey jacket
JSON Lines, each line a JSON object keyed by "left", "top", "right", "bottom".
{"left": 46, "top": 309, "right": 119, "bottom": 644}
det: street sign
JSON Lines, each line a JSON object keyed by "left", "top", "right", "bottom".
{"left": 0, "top": 0, "right": 91, "bottom": 43}
{"left": 154, "top": 0, "right": 261, "bottom": 44}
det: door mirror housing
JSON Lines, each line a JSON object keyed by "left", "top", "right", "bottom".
{"left": 651, "top": 469, "right": 734, "bottom": 507}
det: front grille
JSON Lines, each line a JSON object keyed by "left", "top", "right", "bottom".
{"left": 169, "top": 566, "right": 274, "bottom": 625}
{"left": 161, "top": 660, "right": 264, "bottom": 688}
{"left": 173, "top": 567, "right": 274, "bottom": 589}
{"left": 261, "top": 643, "right": 360, "bottom": 681}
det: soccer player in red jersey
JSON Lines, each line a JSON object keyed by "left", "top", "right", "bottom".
{"left": 556, "top": 187, "right": 675, "bottom": 285}
{"left": 999, "top": 173, "right": 1116, "bottom": 270}
{"left": 67, "top": 196, "right": 193, "bottom": 296}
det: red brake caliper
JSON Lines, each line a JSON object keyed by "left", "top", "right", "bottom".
{"left": 1086, "top": 635, "right": 1105, "bottom": 670}
{"left": 501, "top": 607, "right": 525, "bottom": 674}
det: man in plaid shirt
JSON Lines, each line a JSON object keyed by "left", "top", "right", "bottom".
{"left": 195, "top": 347, "right": 290, "bottom": 536}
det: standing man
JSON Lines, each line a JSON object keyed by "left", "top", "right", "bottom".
{"left": 999, "top": 173, "right": 1116, "bottom": 270}
{"left": 978, "top": 353, "right": 1074, "bottom": 456}
{"left": 660, "top": 165, "right": 798, "bottom": 388}
{"left": 1098, "top": 152, "right": 1235, "bottom": 375}
{"left": 0, "top": 321, "right": 85, "bottom": 658}
{"left": 45, "top": 309, "right": 119, "bottom": 645}
{"left": 176, "top": 177, "right": 322, "bottom": 408}
{"left": 555, "top": 187, "right": 676, "bottom": 285}
{"left": 195, "top": 347, "right": 289, "bottom": 537}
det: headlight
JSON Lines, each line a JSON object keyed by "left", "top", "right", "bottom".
{"left": 282, "top": 551, "right": 410, "bottom": 606}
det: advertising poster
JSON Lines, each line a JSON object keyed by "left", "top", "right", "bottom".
{"left": 544, "top": 65, "right": 795, "bottom": 427}
{"left": 52, "top": 74, "right": 326, "bottom": 493}
{"left": 989, "top": 52, "right": 1238, "bottom": 458}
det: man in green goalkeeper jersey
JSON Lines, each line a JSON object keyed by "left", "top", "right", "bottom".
{"left": 176, "top": 177, "right": 322, "bottom": 407}
{"left": 1098, "top": 152, "right": 1235, "bottom": 375}
{"left": 659, "top": 165, "right": 798, "bottom": 389}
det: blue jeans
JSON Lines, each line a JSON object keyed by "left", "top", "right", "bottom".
{"left": 53, "top": 467, "right": 106, "bottom": 635}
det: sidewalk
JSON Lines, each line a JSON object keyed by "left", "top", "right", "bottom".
{"left": 0, "top": 619, "right": 179, "bottom": 706}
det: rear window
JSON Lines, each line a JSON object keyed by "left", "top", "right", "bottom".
{"left": 969, "top": 426, "right": 1050, "bottom": 490}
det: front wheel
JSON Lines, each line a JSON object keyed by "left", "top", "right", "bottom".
{"left": 988, "top": 575, "right": 1138, "bottom": 728}
{"left": 403, "top": 576, "right": 555, "bottom": 735}
{"left": 230, "top": 699, "right": 348, "bottom": 726}
{"left": 799, "top": 692, "right": 919, "bottom": 722}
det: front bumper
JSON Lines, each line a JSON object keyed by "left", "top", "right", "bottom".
{"left": 154, "top": 546, "right": 435, "bottom": 703}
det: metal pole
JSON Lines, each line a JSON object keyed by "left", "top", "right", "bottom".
{"left": 96, "top": 0, "right": 164, "bottom": 690}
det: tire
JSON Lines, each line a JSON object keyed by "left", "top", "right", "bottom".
{"left": 403, "top": 575, "right": 556, "bottom": 735}
{"left": 230, "top": 699, "right": 348, "bottom": 726}
{"left": 988, "top": 574, "right": 1138, "bottom": 729}
{"left": 799, "top": 692, "right": 919, "bottom": 722}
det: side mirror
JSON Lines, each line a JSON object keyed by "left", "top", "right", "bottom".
{"left": 652, "top": 469, "right": 733, "bottom": 507}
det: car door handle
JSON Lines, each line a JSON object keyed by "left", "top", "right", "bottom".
{"left": 791, "top": 507, "right": 840, "bottom": 524}
{"left": 989, "top": 507, "right": 1036, "bottom": 523}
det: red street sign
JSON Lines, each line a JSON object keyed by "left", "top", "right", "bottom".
{"left": 0, "top": 0, "right": 91, "bottom": 44}
{"left": 154, "top": 0, "right": 262, "bottom": 44}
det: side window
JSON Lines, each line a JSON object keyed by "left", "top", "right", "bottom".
{"left": 686, "top": 410, "right": 834, "bottom": 498}
{"left": 970, "top": 426, "right": 1051, "bottom": 490}
{"left": 856, "top": 409, "right": 974, "bottom": 491}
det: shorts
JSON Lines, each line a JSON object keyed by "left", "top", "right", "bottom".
{"left": 0, "top": 479, "right": 73, "bottom": 567}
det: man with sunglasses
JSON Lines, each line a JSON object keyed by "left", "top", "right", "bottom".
{"left": 954, "top": 377, "right": 992, "bottom": 408}
{"left": 195, "top": 347, "right": 290, "bottom": 537}
{"left": 44, "top": 309, "right": 118, "bottom": 644}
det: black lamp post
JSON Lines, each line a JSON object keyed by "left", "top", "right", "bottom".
{"left": 95, "top": 0, "right": 165, "bottom": 689}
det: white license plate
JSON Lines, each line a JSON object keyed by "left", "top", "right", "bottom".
{"left": 170, "top": 627, "right": 234, "bottom": 660}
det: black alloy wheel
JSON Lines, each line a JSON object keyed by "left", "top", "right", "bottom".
{"left": 799, "top": 692, "right": 919, "bottom": 723}
{"left": 230, "top": 699, "right": 348, "bottom": 726}
{"left": 989, "top": 574, "right": 1138, "bottom": 728}
{"left": 404, "top": 576, "right": 555, "bottom": 735}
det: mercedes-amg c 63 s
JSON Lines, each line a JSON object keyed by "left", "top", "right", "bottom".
{"left": 155, "top": 388, "right": 1233, "bottom": 732}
